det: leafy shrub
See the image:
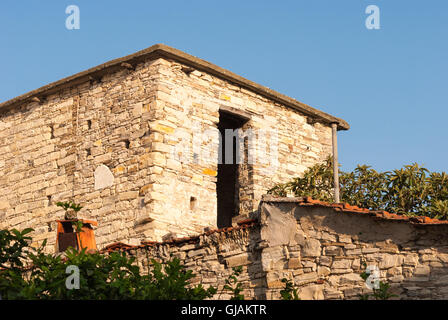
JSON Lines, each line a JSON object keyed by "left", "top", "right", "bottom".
{"left": 0, "top": 228, "right": 216, "bottom": 300}
{"left": 280, "top": 278, "right": 300, "bottom": 300}
{"left": 268, "top": 157, "right": 448, "bottom": 219}
{"left": 220, "top": 266, "right": 244, "bottom": 300}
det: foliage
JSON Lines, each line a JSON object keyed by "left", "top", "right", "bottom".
{"left": 71, "top": 220, "right": 84, "bottom": 233}
{"left": 56, "top": 201, "right": 83, "bottom": 213}
{"left": 280, "top": 278, "right": 300, "bottom": 300}
{"left": 221, "top": 266, "right": 244, "bottom": 300}
{"left": 0, "top": 228, "right": 217, "bottom": 300}
{"left": 0, "top": 228, "right": 34, "bottom": 270}
{"left": 56, "top": 200, "right": 83, "bottom": 220}
{"left": 270, "top": 158, "right": 334, "bottom": 202}
{"left": 268, "top": 157, "right": 448, "bottom": 219}
{"left": 370, "top": 282, "right": 397, "bottom": 300}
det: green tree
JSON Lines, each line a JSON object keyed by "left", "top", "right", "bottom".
{"left": 268, "top": 157, "right": 448, "bottom": 219}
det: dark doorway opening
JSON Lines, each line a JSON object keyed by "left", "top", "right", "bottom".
{"left": 217, "top": 110, "right": 248, "bottom": 228}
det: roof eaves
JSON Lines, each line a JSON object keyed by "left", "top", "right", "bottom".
{"left": 0, "top": 44, "right": 349, "bottom": 130}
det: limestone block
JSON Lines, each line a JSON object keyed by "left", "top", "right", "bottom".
{"left": 404, "top": 254, "right": 420, "bottom": 266}
{"left": 414, "top": 265, "right": 430, "bottom": 276}
{"left": 379, "top": 254, "right": 404, "bottom": 269}
{"left": 339, "top": 273, "right": 362, "bottom": 285}
{"left": 338, "top": 234, "right": 352, "bottom": 243}
{"left": 324, "top": 246, "right": 343, "bottom": 256}
{"left": 298, "top": 284, "right": 324, "bottom": 300}
{"left": 319, "top": 256, "right": 332, "bottom": 267}
{"left": 94, "top": 153, "right": 112, "bottom": 164}
{"left": 149, "top": 152, "right": 166, "bottom": 166}
{"left": 119, "top": 191, "right": 139, "bottom": 201}
{"left": 225, "top": 253, "right": 252, "bottom": 267}
{"left": 318, "top": 266, "right": 331, "bottom": 277}
{"left": 301, "top": 239, "right": 321, "bottom": 257}
{"left": 294, "top": 272, "right": 318, "bottom": 285}
{"left": 332, "top": 259, "right": 352, "bottom": 269}
{"left": 0, "top": 200, "right": 10, "bottom": 210}
{"left": 132, "top": 102, "right": 142, "bottom": 116}
{"left": 187, "top": 249, "right": 207, "bottom": 258}
{"left": 261, "top": 247, "right": 285, "bottom": 271}
{"left": 151, "top": 142, "right": 171, "bottom": 153}
{"left": 287, "top": 258, "right": 301, "bottom": 269}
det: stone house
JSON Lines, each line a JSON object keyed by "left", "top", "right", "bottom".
{"left": 0, "top": 44, "right": 349, "bottom": 250}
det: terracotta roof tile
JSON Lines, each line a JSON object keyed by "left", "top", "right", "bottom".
{"left": 100, "top": 218, "right": 258, "bottom": 253}
{"left": 101, "top": 196, "right": 448, "bottom": 253}
{"left": 264, "top": 195, "right": 448, "bottom": 226}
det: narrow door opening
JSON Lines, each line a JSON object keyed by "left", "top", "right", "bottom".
{"left": 217, "top": 110, "right": 248, "bottom": 228}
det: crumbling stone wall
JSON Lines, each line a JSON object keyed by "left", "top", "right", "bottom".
{"left": 107, "top": 222, "right": 266, "bottom": 300}
{"left": 259, "top": 197, "right": 448, "bottom": 299}
{"left": 0, "top": 47, "right": 334, "bottom": 249}
{"left": 106, "top": 197, "right": 448, "bottom": 300}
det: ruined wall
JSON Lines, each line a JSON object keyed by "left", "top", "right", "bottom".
{"left": 0, "top": 52, "right": 333, "bottom": 248}
{"left": 113, "top": 197, "right": 448, "bottom": 300}
{"left": 104, "top": 221, "right": 266, "bottom": 300}
{"left": 259, "top": 197, "right": 448, "bottom": 300}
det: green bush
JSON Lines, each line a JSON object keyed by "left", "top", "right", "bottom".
{"left": 0, "top": 228, "right": 216, "bottom": 300}
{"left": 280, "top": 278, "right": 300, "bottom": 300}
{"left": 268, "top": 157, "right": 448, "bottom": 219}
{"left": 220, "top": 266, "right": 244, "bottom": 300}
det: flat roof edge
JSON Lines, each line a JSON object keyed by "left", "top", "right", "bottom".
{"left": 0, "top": 43, "right": 349, "bottom": 130}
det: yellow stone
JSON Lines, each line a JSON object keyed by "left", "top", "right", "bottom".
{"left": 220, "top": 94, "right": 231, "bottom": 101}
{"left": 202, "top": 168, "right": 217, "bottom": 176}
{"left": 153, "top": 124, "right": 175, "bottom": 134}
{"left": 113, "top": 165, "right": 125, "bottom": 174}
{"left": 138, "top": 154, "right": 151, "bottom": 166}
{"left": 94, "top": 139, "right": 102, "bottom": 147}
{"left": 281, "top": 136, "right": 294, "bottom": 145}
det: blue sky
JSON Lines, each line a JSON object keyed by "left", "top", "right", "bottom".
{"left": 1, "top": 1, "right": 447, "bottom": 172}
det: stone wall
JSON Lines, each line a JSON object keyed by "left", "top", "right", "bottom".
{"left": 149, "top": 58, "right": 333, "bottom": 236}
{"left": 0, "top": 58, "right": 163, "bottom": 250}
{"left": 107, "top": 197, "right": 448, "bottom": 300}
{"left": 0, "top": 45, "right": 335, "bottom": 249}
{"left": 102, "top": 220, "right": 266, "bottom": 300}
{"left": 259, "top": 197, "right": 448, "bottom": 299}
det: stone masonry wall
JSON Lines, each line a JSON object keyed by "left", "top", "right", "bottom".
{"left": 0, "top": 51, "right": 333, "bottom": 250}
{"left": 259, "top": 198, "right": 448, "bottom": 299}
{"left": 105, "top": 197, "right": 448, "bottom": 300}
{"left": 145, "top": 58, "right": 332, "bottom": 239}
{"left": 104, "top": 221, "right": 266, "bottom": 300}
{"left": 0, "top": 58, "right": 164, "bottom": 250}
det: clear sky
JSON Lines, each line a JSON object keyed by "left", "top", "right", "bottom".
{"left": 1, "top": 1, "right": 447, "bottom": 173}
